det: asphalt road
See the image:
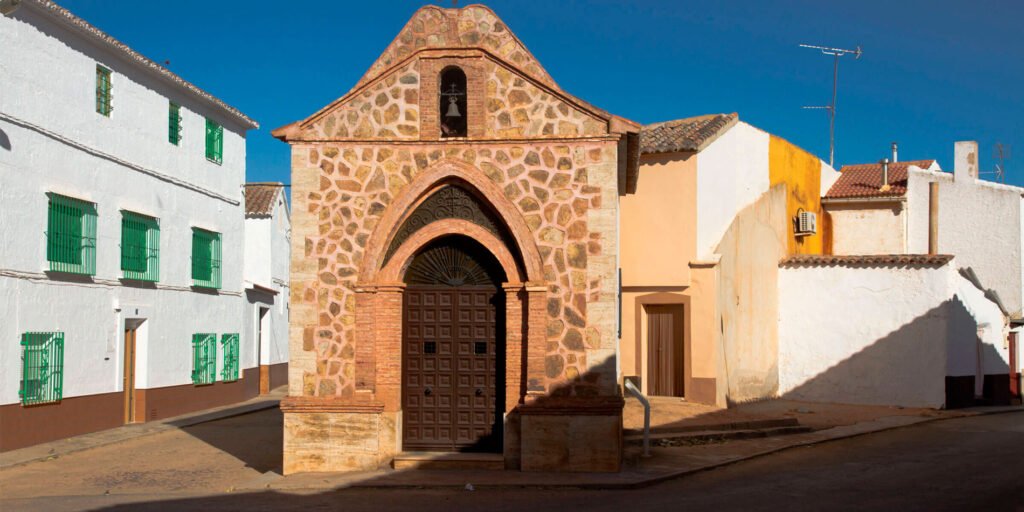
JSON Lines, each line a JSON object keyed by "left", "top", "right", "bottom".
{"left": 2, "top": 412, "right": 1021, "bottom": 511}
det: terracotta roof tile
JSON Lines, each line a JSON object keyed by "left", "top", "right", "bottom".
{"left": 780, "top": 254, "right": 953, "bottom": 268}
{"left": 244, "top": 183, "right": 283, "bottom": 216}
{"left": 639, "top": 113, "right": 738, "bottom": 155}
{"left": 824, "top": 160, "right": 937, "bottom": 199}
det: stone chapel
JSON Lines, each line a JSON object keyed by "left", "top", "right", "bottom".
{"left": 273, "top": 4, "right": 640, "bottom": 473}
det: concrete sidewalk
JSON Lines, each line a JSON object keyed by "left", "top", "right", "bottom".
{"left": 0, "top": 386, "right": 286, "bottom": 470}
{"left": 243, "top": 404, "right": 1023, "bottom": 492}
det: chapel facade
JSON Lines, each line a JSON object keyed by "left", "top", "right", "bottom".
{"left": 273, "top": 4, "right": 639, "bottom": 473}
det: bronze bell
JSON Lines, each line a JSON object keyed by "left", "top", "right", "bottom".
{"left": 445, "top": 97, "right": 461, "bottom": 118}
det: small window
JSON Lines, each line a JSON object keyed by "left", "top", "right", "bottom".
{"left": 439, "top": 66, "right": 467, "bottom": 137}
{"left": 96, "top": 65, "right": 112, "bottom": 116}
{"left": 191, "top": 333, "right": 217, "bottom": 385}
{"left": 205, "top": 118, "right": 223, "bottom": 164}
{"left": 424, "top": 341, "right": 437, "bottom": 354}
{"left": 191, "top": 228, "right": 222, "bottom": 289}
{"left": 474, "top": 341, "right": 487, "bottom": 355}
{"left": 20, "top": 332, "right": 65, "bottom": 405}
{"left": 221, "top": 333, "right": 239, "bottom": 382}
{"left": 47, "top": 193, "right": 97, "bottom": 275}
{"left": 168, "top": 102, "right": 182, "bottom": 145}
{"left": 121, "top": 211, "right": 160, "bottom": 282}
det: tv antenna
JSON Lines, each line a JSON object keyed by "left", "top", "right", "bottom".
{"left": 982, "top": 142, "right": 1011, "bottom": 183}
{"left": 800, "top": 43, "right": 862, "bottom": 167}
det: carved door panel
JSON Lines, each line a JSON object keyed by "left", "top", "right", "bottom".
{"left": 403, "top": 286, "right": 500, "bottom": 452}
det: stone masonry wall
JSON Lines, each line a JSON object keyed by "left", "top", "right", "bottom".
{"left": 289, "top": 141, "right": 619, "bottom": 399}
{"left": 300, "top": 62, "right": 420, "bottom": 141}
{"left": 358, "top": 5, "right": 555, "bottom": 90}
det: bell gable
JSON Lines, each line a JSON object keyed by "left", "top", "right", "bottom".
{"left": 274, "top": 5, "right": 623, "bottom": 143}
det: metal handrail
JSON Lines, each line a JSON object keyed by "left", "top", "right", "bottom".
{"left": 624, "top": 379, "right": 650, "bottom": 457}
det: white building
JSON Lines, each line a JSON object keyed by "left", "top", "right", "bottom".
{"left": 790, "top": 141, "right": 1024, "bottom": 407}
{"left": 242, "top": 183, "right": 290, "bottom": 395}
{"left": 0, "top": 0, "right": 262, "bottom": 451}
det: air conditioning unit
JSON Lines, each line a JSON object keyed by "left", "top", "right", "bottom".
{"left": 796, "top": 211, "right": 817, "bottom": 236}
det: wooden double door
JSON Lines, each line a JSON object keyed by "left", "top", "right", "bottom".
{"left": 402, "top": 286, "right": 504, "bottom": 452}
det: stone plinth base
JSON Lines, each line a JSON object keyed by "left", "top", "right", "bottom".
{"left": 518, "top": 396, "right": 624, "bottom": 473}
{"left": 281, "top": 398, "right": 395, "bottom": 474}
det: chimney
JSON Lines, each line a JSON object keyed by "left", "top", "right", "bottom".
{"left": 954, "top": 141, "right": 978, "bottom": 182}
{"left": 891, "top": 142, "right": 898, "bottom": 163}
{"left": 879, "top": 158, "right": 890, "bottom": 191}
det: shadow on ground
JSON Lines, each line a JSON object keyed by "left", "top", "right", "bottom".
{"left": 178, "top": 407, "right": 284, "bottom": 474}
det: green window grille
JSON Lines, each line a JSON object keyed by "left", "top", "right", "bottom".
{"left": 96, "top": 65, "right": 112, "bottom": 116}
{"left": 221, "top": 333, "right": 240, "bottom": 382}
{"left": 121, "top": 211, "right": 160, "bottom": 281}
{"left": 168, "top": 102, "right": 182, "bottom": 145}
{"left": 205, "top": 118, "right": 223, "bottom": 164}
{"left": 47, "top": 193, "right": 97, "bottom": 275}
{"left": 191, "top": 333, "right": 217, "bottom": 385}
{"left": 20, "top": 332, "right": 65, "bottom": 405}
{"left": 191, "top": 228, "right": 222, "bottom": 289}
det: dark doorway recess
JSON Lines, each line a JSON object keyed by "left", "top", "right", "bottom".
{"left": 402, "top": 236, "right": 506, "bottom": 452}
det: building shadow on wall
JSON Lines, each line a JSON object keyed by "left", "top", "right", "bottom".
{"left": 780, "top": 298, "right": 1010, "bottom": 409}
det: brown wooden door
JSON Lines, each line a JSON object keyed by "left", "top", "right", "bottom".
{"left": 647, "top": 304, "right": 684, "bottom": 397}
{"left": 1010, "top": 332, "right": 1020, "bottom": 401}
{"left": 258, "top": 307, "right": 270, "bottom": 395}
{"left": 403, "top": 286, "right": 502, "bottom": 452}
{"left": 123, "top": 326, "right": 137, "bottom": 424}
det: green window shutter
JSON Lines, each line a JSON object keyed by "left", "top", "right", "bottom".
{"left": 221, "top": 333, "right": 240, "bottom": 382}
{"left": 20, "top": 332, "right": 64, "bottom": 405}
{"left": 191, "top": 333, "right": 217, "bottom": 385}
{"left": 96, "top": 65, "right": 112, "bottom": 116}
{"left": 191, "top": 228, "right": 222, "bottom": 289}
{"left": 168, "top": 102, "right": 182, "bottom": 145}
{"left": 121, "top": 211, "right": 159, "bottom": 281}
{"left": 47, "top": 193, "right": 97, "bottom": 275}
{"left": 205, "top": 118, "right": 223, "bottom": 164}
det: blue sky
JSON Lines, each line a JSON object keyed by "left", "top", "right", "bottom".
{"left": 62, "top": 0, "right": 1024, "bottom": 186}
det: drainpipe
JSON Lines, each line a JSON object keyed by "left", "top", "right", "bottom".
{"left": 623, "top": 379, "right": 650, "bottom": 457}
{"left": 929, "top": 182, "right": 939, "bottom": 254}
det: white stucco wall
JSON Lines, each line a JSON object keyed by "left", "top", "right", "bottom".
{"left": 695, "top": 121, "right": 770, "bottom": 260}
{"left": 819, "top": 160, "right": 840, "bottom": 197}
{"left": 0, "top": 8, "right": 252, "bottom": 404}
{"left": 242, "top": 191, "right": 290, "bottom": 369}
{"left": 826, "top": 201, "right": 907, "bottom": 255}
{"left": 953, "top": 274, "right": 1010, "bottom": 379}
{"left": 778, "top": 263, "right": 958, "bottom": 408}
{"left": 906, "top": 168, "right": 1024, "bottom": 318}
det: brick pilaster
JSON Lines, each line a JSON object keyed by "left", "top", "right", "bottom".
{"left": 375, "top": 285, "right": 405, "bottom": 412}
{"left": 503, "top": 283, "right": 525, "bottom": 411}
{"left": 525, "top": 284, "right": 548, "bottom": 395}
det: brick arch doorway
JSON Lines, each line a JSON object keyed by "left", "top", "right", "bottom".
{"left": 401, "top": 235, "right": 507, "bottom": 452}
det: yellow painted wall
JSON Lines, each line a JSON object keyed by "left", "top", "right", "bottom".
{"left": 768, "top": 135, "right": 828, "bottom": 255}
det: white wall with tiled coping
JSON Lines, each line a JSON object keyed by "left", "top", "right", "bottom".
{"left": 778, "top": 260, "right": 1009, "bottom": 408}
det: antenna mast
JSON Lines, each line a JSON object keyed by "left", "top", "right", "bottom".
{"left": 982, "top": 142, "right": 1011, "bottom": 183}
{"left": 800, "top": 43, "right": 862, "bottom": 167}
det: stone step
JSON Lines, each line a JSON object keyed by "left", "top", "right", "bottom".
{"left": 623, "top": 417, "right": 800, "bottom": 436}
{"left": 392, "top": 451, "right": 505, "bottom": 471}
{"left": 625, "top": 425, "right": 813, "bottom": 446}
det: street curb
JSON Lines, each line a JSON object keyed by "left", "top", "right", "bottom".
{"left": 285, "top": 407, "right": 1024, "bottom": 492}
{"left": 0, "top": 398, "right": 282, "bottom": 470}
